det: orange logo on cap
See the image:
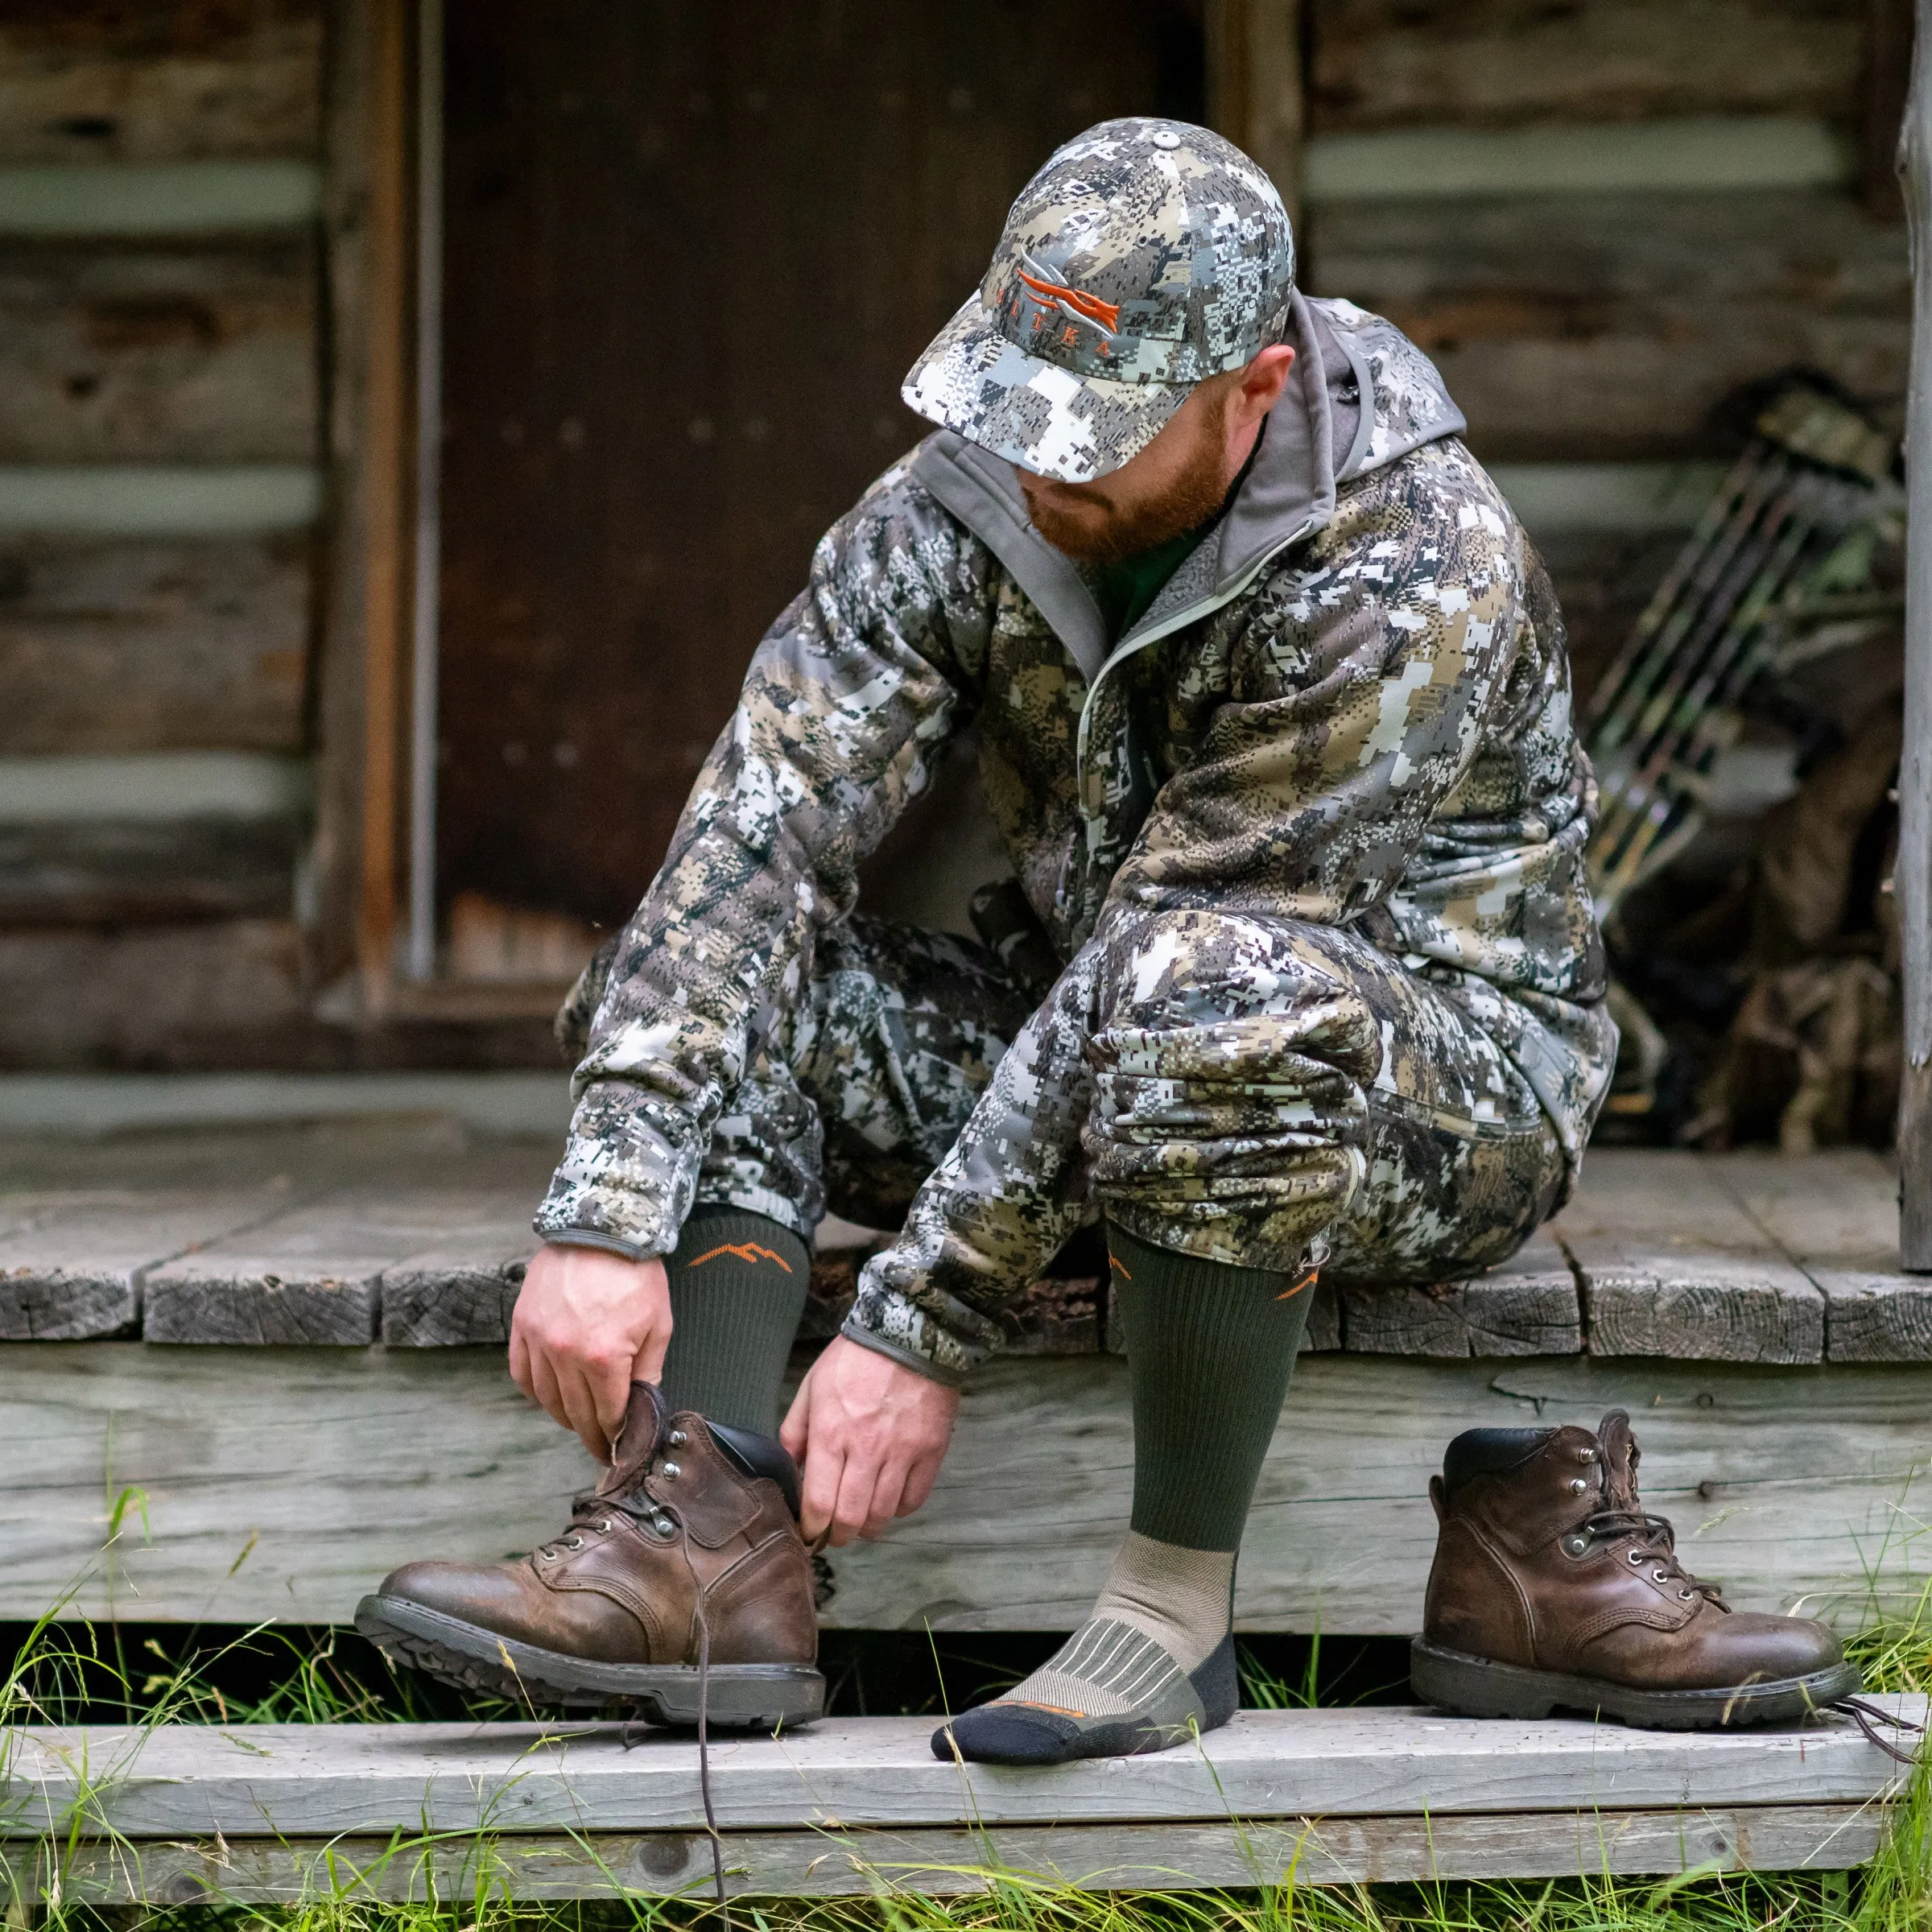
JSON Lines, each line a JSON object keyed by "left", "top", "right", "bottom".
{"left": 1015, "top": 255, "right": 1121, "bottom": 336}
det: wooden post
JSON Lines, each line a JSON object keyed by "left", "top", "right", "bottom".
{"left": 406, "top": 0, "right": 444, "bottom": 985}
{"left": 354, "top": 0, "right": 411, "bottom": 1012}
{"left": 1206, "top": 0, "right": 1305, "bottom": 228}
{"left": 315, "top": 0, "right": 413, "bottom": 1013}
{"left": 1900, "top": 0, "right": 1932, "bottom": 1268}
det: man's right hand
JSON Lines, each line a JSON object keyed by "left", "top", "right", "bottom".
{"left": 510, "top": 1243, "right": 672, "bottom": 1461}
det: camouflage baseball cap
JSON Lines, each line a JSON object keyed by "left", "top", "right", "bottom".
{"left": 902, "top": 117, "right": 1295, "bottom": 485}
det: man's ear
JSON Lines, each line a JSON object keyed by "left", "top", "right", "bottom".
{"left": 1236, "top": 343, "right": 1296, "bottom": 420}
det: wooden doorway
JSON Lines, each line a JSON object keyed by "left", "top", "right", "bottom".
{"left": 434, "top": 0, "right": 1206, "bottom": 934}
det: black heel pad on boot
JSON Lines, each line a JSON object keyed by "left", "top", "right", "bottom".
{"left": 1443, "top": 1427, "right": 1554, "bottom": 1493}
{"left": 709, "top": 1422, "right": 803, "bottom": 1519}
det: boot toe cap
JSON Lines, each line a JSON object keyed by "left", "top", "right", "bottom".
{"left": 375, "top": 1558, "right": 529, "bottom": 1623}
{"left": 1714, "top": 1611, "right": 1846, "bottom": 1685}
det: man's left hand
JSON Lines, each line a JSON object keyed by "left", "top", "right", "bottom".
{"left": 781, "top": 1336, "right": 960, "bottom": 1546}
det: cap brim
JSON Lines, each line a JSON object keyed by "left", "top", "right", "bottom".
{"left": 902, "top": 295, "right": 1189, "bottom": 485}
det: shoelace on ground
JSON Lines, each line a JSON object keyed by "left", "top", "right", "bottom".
{"left": 616, "top": 1517, "right": 732, "bottom": 1927}
{"left": 1833, "top": 1695, "right": 1926, "bottom": 1764}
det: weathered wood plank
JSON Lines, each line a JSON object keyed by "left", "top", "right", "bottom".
{"left": 1307, "top": 190, "right": 1909, "bottom": 463}
{"left": 1714, "top": 1150, "right": 1932, "bottom": 1361}
{"left": 0, "top": 749, "right": 310, "bottom": 818}
{"left": 0, "top": 4, "right": 320, "bottom": 166}
{"left": 1340, "top": 1228, "right": 1581, "bottom": 1358}
{"left": 0, "top": 919, "right": 307, "bottom": 1071}
{"left": 1308, "top": 2, "right": 1867, "bottom": 134}
{"left": 379, "top": 1216, "right": 539, "bottom": 1347}
{"left": 8, "top": 1805, "right": 1884, "bottom": 1901}
{"left": 0, "top": 818, "right": 297, "bottom": 924}
{"left": 3, "top": 1344, "right": 1928, "bottom": 1629}
{"left": 144, "top": 1189, "right": 533, "bottom": 1344}
{"left": 4, "top": 1703, "right": 1917, "bottom": 1839}
{"left": 0, "top": 463, "right": 319, "bottom": 535}
{"left": 0, "top": 535, "right": 308, "bottom": 754}
{"left": 0, "top": 1186, "right": 295, "bottom": 1340}
{"left": 0, "top": 240, "right": 316, "bottom": 464}
{"left": 1556, "top": 1152, "right": 1827, "bottom": 1362}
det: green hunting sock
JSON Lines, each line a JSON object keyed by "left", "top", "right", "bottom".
{"left": 659, "top": 1207, "right": 810, "bottom": 1435}
{"left": 937, "top": 1222, "right": 1311, "bottom": 1765}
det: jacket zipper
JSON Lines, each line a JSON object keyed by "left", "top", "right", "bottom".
{"left": 1071, "top": 513, "right": 1321, "bottom": 822}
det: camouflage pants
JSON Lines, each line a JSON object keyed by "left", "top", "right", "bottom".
{"left": 703, "top": 909, "right": 1565, "bottom": 1283}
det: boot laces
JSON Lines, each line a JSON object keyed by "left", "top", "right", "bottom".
{"left": 1583, "top": 1505, "right": 1724, "bottom": 1604}
{"left": 535, "top": 1492, "right": 646, "bottom": 1561}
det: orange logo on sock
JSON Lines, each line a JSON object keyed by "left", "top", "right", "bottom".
{"left": 1108, "top": 1254, "right": 1132, "bottom": 1280}
{"left": 689, "top": 1242, "right": 794, "bottom": 1274}
{"left": 1276, "top": 1269, "right": 1319, "bottom": 1301}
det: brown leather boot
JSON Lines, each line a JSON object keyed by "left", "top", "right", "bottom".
{"left": 1411, "top": 1409, "right": 1859, "bottom": 1728}
{"left": 356, "top": 1383, "right": 824, "bottom": 1727}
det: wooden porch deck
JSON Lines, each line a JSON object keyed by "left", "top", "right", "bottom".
{"left": 0, "top": 1129, "right": 1927, "bottom": 1631}
{"left": 2, "top": 1701, "right": 1922, "bottom": 1898}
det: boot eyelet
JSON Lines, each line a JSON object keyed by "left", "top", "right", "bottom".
{"left": 1652, "top": 1568, "right": 1670, "bottom": 1582}
{"left": 661, "top": 1461, "right": 682, "bottom": 1480}
{"left": 565, "top": 1535, "right": 585, "bottom": 1551}
{"left": 668, "top": 1430, "right": 688, "bottom": 1447}
{"left": 1575, "top": 1447, "right": 1596, "bottom": 1463}
{"left": 1567, "top": 1478, "right": 1588, "bottom": 1495}
{"left": 652, "top": 1516, "right": 676, "bottom": 1538}
{"left": 594, "top": 1518, "right": 613, "bottom": 1534}
{"left": 1563, "top": 1534, "right": 1590, "bottom": 1557}
{"left": 1678, "top": 1587, "right": 1694, "bottom": 1601}
{"left": 1628, "top": 1550, "right": 1644, "bottom": 1564}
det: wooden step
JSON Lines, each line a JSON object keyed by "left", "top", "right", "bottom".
{"left": 1, "top": 1139, "right": 1926, "bottom": 1360}
{"left": 2, "top": 1703, "right": 1920, "bottom": 1898}
{"left": 2, "top": 1137, "right": 1929, "bottom": 1631}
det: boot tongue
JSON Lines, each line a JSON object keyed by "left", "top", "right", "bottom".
{"left": 1597, "top": 1410, "right": 1641, "bottom": 1510}
{"left": 597, "top": 1381, "right": 667, "bottom": 1498}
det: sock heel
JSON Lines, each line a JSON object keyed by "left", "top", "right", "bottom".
{"left": 1188, "top": 1633, "right": 1239, "bottom": 1729}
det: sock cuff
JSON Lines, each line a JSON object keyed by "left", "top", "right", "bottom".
{"left": 673, "top": 1207, "right": 809, "bottom": 1282}
{"left": 1107, "top": 1220, "right": 1306, "bottom": 1297}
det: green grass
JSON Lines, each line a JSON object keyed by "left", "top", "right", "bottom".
{"left": 0, "top": 1543, "right": 1927, "bottom": 1931}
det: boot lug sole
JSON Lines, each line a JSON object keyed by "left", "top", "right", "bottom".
{"left": 356, "top": 1594, "right": 825, "bottom": 1729}
{"left": 1410, "top": 1639, "right": 1860, "bottom": 1730}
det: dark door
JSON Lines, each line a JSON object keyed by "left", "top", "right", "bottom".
{"left": 438, "top": 0, "right": 1204, "bottom": 927}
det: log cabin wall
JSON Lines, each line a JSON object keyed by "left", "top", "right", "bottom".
{"left": 0, "top": 2, "right": 1911, "bottom": 1074}
{"left": 0, "top": 1, "right": 325, "bottom": 1068}
{"left": 1296, "top": 0, "right": 1911, "bottom": 700}
{"left": 0, "top": 0, "right": 555, "bottom": 1069}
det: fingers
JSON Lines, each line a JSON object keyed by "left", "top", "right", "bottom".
{"left": 859, "top": 1459, "right": 909, "bottom": 1542}
{"left": 828, "top": 1445, "right": 884, "bottom": 1548}
{"left": 778, "top": 1368, "right": 812, "bottom": 1463}
{"left": 633, "top": 1328, "right": 671, "bottom": 1389}
{"left": 899, "top": 1446, "right": 945, "bottom": 1518}
{"left": 799, "top": 1435, "right": 844, "bottom": 1547}
{"left": 555, "top": 1360, "right": 612, "bottom": 1462}
{"left": 508, "top": 1323, "right": 532, "bottom": 1400}
{"left": 525, "top": 1349, "right": 567, "bottom": 1435}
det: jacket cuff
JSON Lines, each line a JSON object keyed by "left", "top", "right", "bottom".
{"left": 537, "top": 1228, "right": 660, "bottom": 1264}
{"left": 836, "top": 1316, "right": 969, "bottom": 1389}
{"left": 531, "top": 1079, "right": 698, "bottom": 1261}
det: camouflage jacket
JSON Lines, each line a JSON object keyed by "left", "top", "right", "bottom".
{"left": 535, "top": 292, "right": 1613, "bottom": 1327}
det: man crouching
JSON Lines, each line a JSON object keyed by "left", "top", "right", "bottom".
{"left": 358, "top": 118, "right": 1620, "bottom": 1760}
